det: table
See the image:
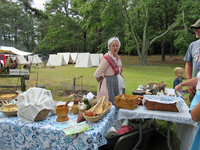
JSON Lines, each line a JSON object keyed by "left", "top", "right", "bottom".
{"left": 114, "top": 100, "right": 198, "bottom": 150}
{"left": 0, "top": 105, "right": 116, "bottom": 150}
{"left": 0, "top": 74, "right": 29, "bottom": 91}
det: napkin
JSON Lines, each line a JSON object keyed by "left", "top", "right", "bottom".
{"left": 17, "top": 87, "right": 54, "bottom": 123}
{"left": 86, "top": 92, "right": 94, "bottom": 102}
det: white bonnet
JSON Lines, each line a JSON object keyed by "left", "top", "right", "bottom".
{"left": 108, "top": 37, "right": 121, "bottom": 49}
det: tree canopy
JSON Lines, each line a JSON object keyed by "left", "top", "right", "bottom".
{"left": 0, "top": 0, "right": 199, "bottom": 64}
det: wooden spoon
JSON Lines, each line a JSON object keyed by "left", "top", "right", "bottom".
{"left": 95, "top": 96, "right": 106, "bottom": 115}
{"left": 64, "top": 100, "right": 70, "bottom": 107}
{"left": 91, "top": 96, "right": 102, "bottom": 112}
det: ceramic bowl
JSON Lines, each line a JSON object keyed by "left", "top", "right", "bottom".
{"left": 0, "top": 104, "right": 18, "bottom": 116}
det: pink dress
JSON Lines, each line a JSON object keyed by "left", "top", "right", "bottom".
{"left": 94, "top": 53, "right": 124, "bottom": 103}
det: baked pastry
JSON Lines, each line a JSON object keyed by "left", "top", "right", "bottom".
{"left": 0, "top": 94, "right": 17, "bottom": 99}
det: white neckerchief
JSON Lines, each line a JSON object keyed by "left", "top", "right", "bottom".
{"left": 108, "top": 51, "right": 121, "bottom": 73}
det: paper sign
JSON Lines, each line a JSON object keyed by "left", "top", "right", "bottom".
{"left": 58, "top": 120, "right": 93, "bottom": 136}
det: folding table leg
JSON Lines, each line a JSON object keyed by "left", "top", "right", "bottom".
{"left": 132, "top": 119, "right": 142, "bottom": 150}
{"left": 167, "top": 121, "right": 173, "bottom": 150}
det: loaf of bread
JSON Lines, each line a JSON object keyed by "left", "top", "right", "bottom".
{"left": 0, "top": 94, "right": 17, "bottom": 99}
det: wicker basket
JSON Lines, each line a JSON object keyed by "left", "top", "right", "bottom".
{"left": 144, "top": 100, "right": 178, "bottom": 112}
{"left": 34, "top": 109, "right": 50, "bottom": 122}
{"left": 83, "top": 101, "right": 112, "bottom": 123}
{"left": 114, "top": 94, "right": 140, "bottom": 110}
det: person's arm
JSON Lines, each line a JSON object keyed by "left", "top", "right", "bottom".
{"left": 191, "top": 101, "right": 200, "bottom": 122}
{"left": 185, "top": 62, "right": 196, "bottom": 96}
{"left": 94, "top": 57, "right": 109, "bottom": 83}
{"left": 175, "top": 77, "right": 198, "bottom": 94}
{"left": 186, "top": 62, "right": 192, "bottom": 80}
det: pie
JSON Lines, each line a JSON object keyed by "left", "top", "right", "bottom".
{"left": 0, "top": 94, "right": 17, "bottom": 99}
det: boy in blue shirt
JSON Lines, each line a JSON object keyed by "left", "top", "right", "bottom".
{"left": 173, "top": 67, "right": 184, "bottom": 89}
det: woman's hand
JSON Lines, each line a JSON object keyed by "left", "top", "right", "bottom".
{"left": 96, "top": 76, "right": 103, "bottom": 82}
{"left": 188, "top": 85, "right": 196, "bottom": 96}
{"left": 175, "top": 84, "right": 183, "bottom": 95}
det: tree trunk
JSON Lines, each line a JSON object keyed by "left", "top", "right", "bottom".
{"left": 170, "top": 41, "right": 173, "bottom": 57}
{"left": 161, "top": 42, "right": 165, "bottom": 61}
{"left": 84, "top": 31, "right": 87, "bottom": 52}
{"left": 15, "top": 28, "right": 18, "bottom": 48}
{"left": 139, "top": 50, "right": 148, "bottom": 65}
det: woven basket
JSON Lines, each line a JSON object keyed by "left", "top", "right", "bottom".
{"left": 34, "top": 109, "right": 50, "bottom": 122}
{"left": 144, "top": 100, "right": 178, "bottom": 112}
{"left": 83, "top": 101, "right": 112, "bottom": 123}
{"left": 114, "top": 94, "right": 140, "bottom": 110}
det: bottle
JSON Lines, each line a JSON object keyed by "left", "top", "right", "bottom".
{"left": 78, "top": 103, "right": 86, "bottom": 114}
{"left": 152, "top": 84, "right": 158, "bottom": 95}
{"left": 71, "top": 99, "right": 80, "bottom": 115}
{"left": 159, "top": 81, "right": 165, "bottom": 92}
{"left": 176, "top": 91, "right": 183, "bottom": 99}
{"left": 160, "top": 90, "right": 164, "bottom": 95}
{"left": 83, "top": 98, "right": 91, "bottom": 110}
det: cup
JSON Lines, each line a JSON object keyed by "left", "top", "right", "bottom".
{"left": 78, "top": 103, "right": 86, "bottom": 114}
{"left": 142, "top": 85, "right": 147, "bottom": 91}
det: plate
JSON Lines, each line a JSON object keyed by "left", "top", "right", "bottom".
{"left": 0, "top": 104, "right": 18, "bottom": 116}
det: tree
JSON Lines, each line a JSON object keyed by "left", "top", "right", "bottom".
{"left": 121, "top": 0, "right": 181, "bottom": 64}
{"left": 0, "top": 0, "right": 36, "bottom": 52}
{"left": 38, "top": 0, "right": 84, "bottom": 54}
{"left": 71, "top": 0, "right": 126, "bottom": 54}
{"left": 174, "top": 0, "right": 200, "bottom": 55}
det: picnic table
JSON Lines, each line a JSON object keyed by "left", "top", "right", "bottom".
{"left": 0, "top": 73, "right": 29, "bottom": 91}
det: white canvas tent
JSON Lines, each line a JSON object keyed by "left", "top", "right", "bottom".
{"left": 47, "top": 54, "right": 66, "bottom": 66}
{"left": 75, "top": 53, "right": 92, "bottom": 68}
{"left": 71, "top": 53, "right": 77, "bottom": 63}
{"left": 16, "top": 55, "right": 29, "bottom": 64}
{"left": 90, "top": 54, "right": 100, "bottom": 66}
{"left": 0, "top": 46, "right": 32, "bottom": 56}
{"left": 57, "top": 52, "right": 73, "bottom": 64}
{"left": 28, "top": 55, "right": 43, "bottom": 64}
{"left": 99, "top": 53, "right": 103, "bottom": 60}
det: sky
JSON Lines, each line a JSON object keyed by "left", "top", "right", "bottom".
{"left": 32, "top": 0, "right": 47, "bottom": 10}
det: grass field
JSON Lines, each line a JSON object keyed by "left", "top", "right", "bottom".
{"left": 0, "top": 54, "right": 188, "bottom": 150}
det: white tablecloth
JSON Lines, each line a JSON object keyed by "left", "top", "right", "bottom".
{"left": 114, "top": 102, "right": 198, "bottom": 150}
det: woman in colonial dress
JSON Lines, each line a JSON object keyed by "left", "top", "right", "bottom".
{"left": 94, "top": 37, "right": 125, "bottom": 105}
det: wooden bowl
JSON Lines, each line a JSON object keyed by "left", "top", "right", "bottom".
{"left": 56, "top": 105, "right": 69, "bottom": 122}
{"left": 0, "top": 104, "right": 18, "bottom": 116}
